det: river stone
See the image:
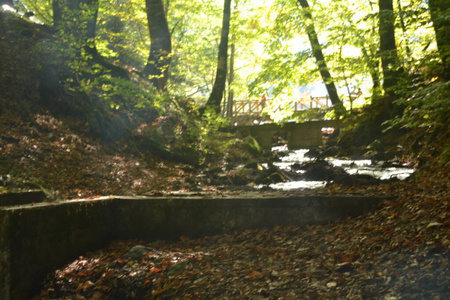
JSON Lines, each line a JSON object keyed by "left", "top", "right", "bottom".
{"left": 167, "top": 261, "right": 188, "bottom": 276}
{"left": 332, "top": 174, "right": 381, "bottom": 186}
{"left": 124, "top": 245, "right": 154, "bottom": 261}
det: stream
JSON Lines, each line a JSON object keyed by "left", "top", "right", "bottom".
{"left": 263, "top": 145, "right": 415, "bottom": 190}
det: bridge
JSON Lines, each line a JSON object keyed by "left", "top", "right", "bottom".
{"left": 226, "top": 96, "right": 331, "bottom": 125}
{"left": 236, "top": 119, "right": 342, "bottom": 150}
{"left": 224, "top": 89, "right": 361, "bottom": 126}
{"left": 226, "top": 91, "right": 361, "bottom": 149}
{"left": 233, "top": 96, "right": 331, "bottom": 116}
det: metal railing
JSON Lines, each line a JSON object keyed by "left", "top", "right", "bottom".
{"left": 232, "top": 96, "right": 332, "bottom": 116}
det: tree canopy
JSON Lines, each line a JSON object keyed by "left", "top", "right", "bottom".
{"left": 2, "top": 0, "right": 448, "bottom": 123}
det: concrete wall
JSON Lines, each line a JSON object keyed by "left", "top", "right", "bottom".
{"left": 238, "top": 120, "right": 341, "bottom": 150}
{"left": 0, "top": 194, "right": 387, "bottom": 299}
{"left": 0, "top": 190, "right": 46, "bottom": 207}
{"left": 0, "top": 198, "right": 116, "bottom": 300}
{"left": 115, "top": 195, "right": 382, "bottom": 240}
{"left": 286, "top": 120, "right": 341, "bottom": 149}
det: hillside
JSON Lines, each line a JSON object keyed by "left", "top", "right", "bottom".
{"left": 0, "top": 11, "right": 200, "bottom": 199}
{"left": 1, "top": 10, "right": 449, "bottom": 299}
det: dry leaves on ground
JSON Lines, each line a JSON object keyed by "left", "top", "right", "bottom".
{"left": 35, "top": 169, "right": 449, "bottom": 299}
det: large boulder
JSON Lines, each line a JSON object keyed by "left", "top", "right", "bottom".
{"left": 124, "top": 245, "right": 155, "bottom": 261}
{"left": 332, "top": 174, "right": 381, "bottom": 186}
{"left": 300, "top": 160, "right": 346, "bottom": 181}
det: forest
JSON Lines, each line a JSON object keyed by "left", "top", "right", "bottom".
{"left": 0, "top": 0, "right": 449, "bottom": 299}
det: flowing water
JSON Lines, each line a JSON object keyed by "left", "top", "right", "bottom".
{"left": 264, "top": 145, "right": 415, "bottom": 190}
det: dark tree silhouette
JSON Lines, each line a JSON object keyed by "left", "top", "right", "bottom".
{"left": 203, "top": 0, "right": 232, "bottom": 115}
{"left": 52, "top": 0, "right": 128, "bottom": 78}
{"left": 298, "top": 0, "right": 343, "bottom": 111}
{"left": 378, "top": 0, "right": 405, "bottom": 97}
{"left": 428, "top": 0, "right": 450, "bottom": 80}
{"left": 143, "top": 0, "right": 172, "bottom": 91}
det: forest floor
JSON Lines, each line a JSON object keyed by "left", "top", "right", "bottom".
{"left": 1, "top": 11, "right": 448, "bottom": 299}
{"left": 0, "top": 111, "right": 207, "bottom": 199}
{"left": 33, "top": 166, "right": 449, "bottom": 299}
{"left": 1, "top": 111, "right": 449, "bottom": 299}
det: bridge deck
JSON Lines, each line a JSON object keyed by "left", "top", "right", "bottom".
{"left": 232, "top": 96, "right": 331, "bottom": 116}
{"left": 227, "top": 91, "right": 361, "bottom": 125}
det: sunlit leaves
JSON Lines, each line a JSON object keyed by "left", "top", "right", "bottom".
{"left": 18, "top": 0, "right": 52, "bottom": 24}
{"left": 386, "top": 80, "right": 450, "bottom": 131}
{"left": 96, "top": 0, "right": 149, "bottom": 68}
{"left": 19, "top": 0, "right": 440, "bottom": 105}
{"left": 167, "top": 0, "right": 223, "bottom": 98}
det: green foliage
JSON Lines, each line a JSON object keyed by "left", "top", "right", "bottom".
{"left": 20, "top": 0, "right": 440, "bottom": 109}
{"left": 439, "top": 145, "right": 450, "bottom": 165}
{"left": 33, "top": 1, "right": 166, "bottom": 113}
{"left": 384, "top": 80, "right": 450, "bottom": 133}
{"left": 197, "top": 107, "right": 239, "bottom": 164}
{"left": 18, "top": 0, "right": 53, "bottom": 24}
{"left": 140, "top": 102, "right": 239, "bottom": 166}
{"left": 291, "top": 106, "right": 331, "bottom": 121}
{"left": 383, "top": 79, "right": 450, "bottom": 164}
{"left": 166, "top": 0, "right": 223, "bottom": 99}
{"left": 96, "top": 0, "right": 149, "bottom": 69}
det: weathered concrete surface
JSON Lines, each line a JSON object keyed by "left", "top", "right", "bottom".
{"left": 0, "top": 193, "right": 389, "bottom": 300}
{"left": 0, "top": 198, "right": 115, "bottom": 300}
{"left": 115, "top": 195, "right": 384, "bottom": 240}
{"left": 237, "top": 120, "right": 341, "bottom": 149}
{"left": 0, "top": 190, "right": 46, "bottom": 207}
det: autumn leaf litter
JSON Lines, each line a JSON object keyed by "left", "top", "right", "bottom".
{"left": 2, "top": 113, "right": 448, "bottom": 299}
{"left": 35, "top": 169, "right": 449, "bottom": 299}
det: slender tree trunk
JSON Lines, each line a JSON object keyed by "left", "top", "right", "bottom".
{"left": 52, "top": 0, "right": 98, "bottom": 54}
{"left": 378, "top": 0, "right": 405, "bottom": 96}
{"left": 428, "top": 0, "right": 450, "bottom": 80}
{"left": 144, "top": 0, "right": 172, "bottom": 91}
{"left": 345, "top": 17, "right": 382, "bottom": 97}
{"left": 227, "top": 42, "right": 235, "bottom": 118}
{"left": 297, "top": 0, "right": 343, "bottom": 111}
{"left": 396, "top": 0, "right": 412, "bottom": 68}
{"left": 204, "top": 0, "right": 232, "bottom": 115}
{"left": 52, "top": 0, "right": 128, "bottom": 78}
{"left": 361, "top": 46, "right": 382, "bottom": 95}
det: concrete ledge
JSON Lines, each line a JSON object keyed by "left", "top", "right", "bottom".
{"left": 115, "top": 195, "right": 384, "bottom": 240}
{"left": 0, "top": 194, "right": 388, "bottom": 299}
{"left": 0, "top": 190, "right": 46, "bottom": 207}
{"left": 0, "top": 197, "right": 115, "bottom": 300}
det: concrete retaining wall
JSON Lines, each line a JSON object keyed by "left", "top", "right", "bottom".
{"left": 0, "top": 190, "right": 46, "bottom": 207}
{"left": 238, "top": 120, "right": 341, "bottom": 150}
{"left": 0, "top": 194, "right": 387, "bottom": 299}
{"left": 0, "top": 198, "right": 116, "bottom": 300}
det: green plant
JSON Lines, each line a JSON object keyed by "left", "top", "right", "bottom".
{"left": 383, "top": 80, "right": 450, "bottom": 133}
{"left": 383, "top": 79, "right": 450, "bottom": 164}
{"left": 140, "top": 102, "right": 240, "bottom": 166}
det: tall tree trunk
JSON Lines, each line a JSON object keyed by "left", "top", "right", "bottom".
{"left": 428, "top": 0, "right": 450, "bottom": 80}
{"left": 227, "top": 42, "right": 235, "bottom": 118}
{"left": 52, "top": 0, "right": 128, "bottom": 78}
{"left": 143, "top": 0, "right": 172, "bottom": 91}
{"left": 52, "top": 0, "right": 98, "bottom": 56}
{"left": 396, "top": 0, "right": 412, "bottom": 68}
{"left": 361, "top": 46, "right": 382, "bottom": 96}
{"left": 203, "top": 0, "right": 232, "bottom": 115}
{"left": 378, "top": 0, "right": 405, "bottom": 96}
{"left": 297, "top": 0, "right": 343, "bottom": 111}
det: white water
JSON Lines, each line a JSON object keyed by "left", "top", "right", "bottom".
{"left": 265, "top": 146, "right": 415, "bottom": 190}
